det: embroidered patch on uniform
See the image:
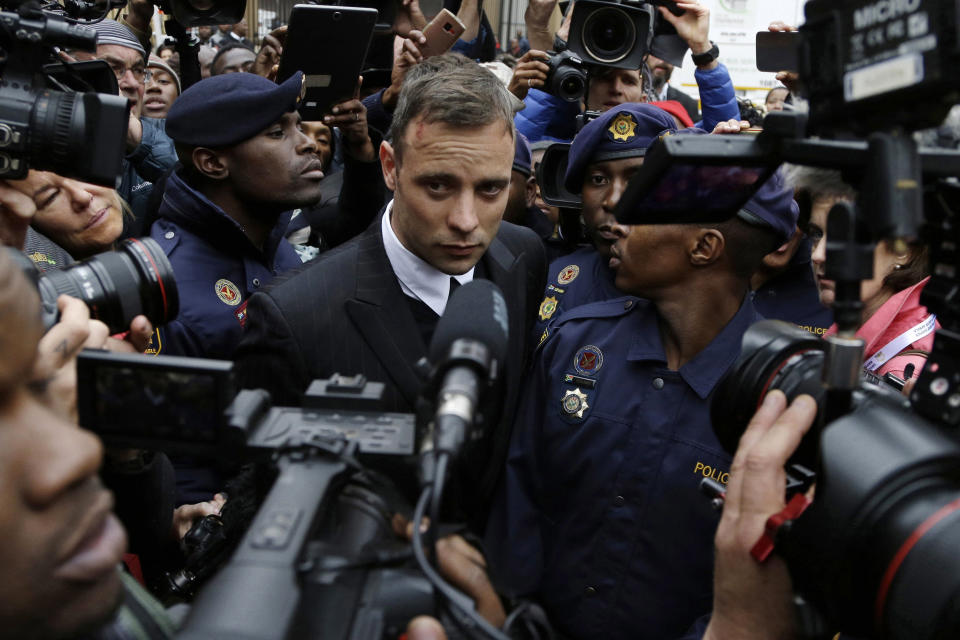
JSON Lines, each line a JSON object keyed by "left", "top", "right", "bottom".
{"left": 215, "top": 278, "right": 242, "bottom": 306}
{"left": 538, "top": 296, "right": 558, "bottom": 321}
{"left": 234, "top": 300, "right": 249, "bottom": 327}
{"left": 557, "top": 264, "right": 580, "bottom": 285}
{"left": 143, "top": 328, "right": 162, "bottom": 356}
{"left": 564, "top": 373, "right": 597, "bottom": 389}
{"left": 538, "top": 328, "right": 550, "bottom": 347}
{"left": 574, "top": 345, "right": 603, "bottom": 375}
{"left": 547, "top": 284, "right": 566, "bottom": 294}
{"left": 28, "top": 251, "right": 56, "bottom": 267}
{"left": 609, "top": 113, "right": 637, "bottom": 142}
{"left": 561, "top": 388, "right": 589, "bottom": 418}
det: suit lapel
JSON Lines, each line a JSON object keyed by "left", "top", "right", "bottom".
{"left": 482, "top": 236, "right": 525, "bottom": 404}
{"left": 344, "top": 223, "right": 426, "bottom": 408}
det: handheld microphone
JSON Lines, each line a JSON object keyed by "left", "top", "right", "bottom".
{"left": 426, "top": 279, "right": 509, "bottom": 459}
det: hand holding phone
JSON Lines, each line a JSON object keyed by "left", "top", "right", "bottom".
{"left": 419, "top": 9, "right": 466, "bottom": 58}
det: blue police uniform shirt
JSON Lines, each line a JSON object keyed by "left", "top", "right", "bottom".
{"left": 533, "top": 246, "right": 631, "bottom": 341}
{"left": 148, "top": 171, "right": 301, "bottom": 504}
{"left": 752, "top": 237, "right": 833, "bottom": 336}
{"left": 487, "top": 294, "right": 763, "bottom": 640}
{"left": 148, "top": 171, "right": 301, "bottom": 360}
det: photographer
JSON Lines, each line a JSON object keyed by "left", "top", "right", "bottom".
{"left": 487, "top": 171, "right": 799, "bottom": 639}
{"left": 68, "top": 19, "right": 178, "bottom": 238}
{"left": 512, "top": 0, "right": 738, "bottom": 143}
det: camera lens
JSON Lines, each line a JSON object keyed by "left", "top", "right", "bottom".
{"left": 711, "top": 320, "right": 826, "bottom": 459}
{"left": 551, "top": 66, "right": 587, "bottom": 102}
{"left": 582, "top": 7, "right": 636, "bottom": 64}
{"left": 36, "top": 237, "right": 179, "bottom": 334}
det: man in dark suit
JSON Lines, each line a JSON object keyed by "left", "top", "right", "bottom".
{"left": 234, "top": 58, "right": 547, "bottom": 525}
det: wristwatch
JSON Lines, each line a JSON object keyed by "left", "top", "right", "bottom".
{"left": 691, "top": 41, "right": 720, "bottom": 66}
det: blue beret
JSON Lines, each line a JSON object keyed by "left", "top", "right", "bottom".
{"left": 166, "top": 72, "right": 304, "bottom": 148}
{"left": 564, "top": 103, "right": 677, "bottom": 193}
{"left": 737, "top": 169, "right": 799, "bottom": 244}
{"left": 513, "top": 132, "right": 532, "bottom": 177}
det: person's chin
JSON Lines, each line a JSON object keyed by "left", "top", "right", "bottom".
{"left": 47, "top": 569, "right": 125, "bottom": 639}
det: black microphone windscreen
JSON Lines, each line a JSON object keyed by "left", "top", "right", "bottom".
{"left": 429, "top": 279, "right": 509, "bottom": 364}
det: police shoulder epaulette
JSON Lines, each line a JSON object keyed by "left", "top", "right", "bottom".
{"left": 553, "top": 296, "right": 642, "bottom": 327}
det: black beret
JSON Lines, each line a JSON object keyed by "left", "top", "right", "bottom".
{"left": 166, "top": 71, "right": 304, "bottom": 147}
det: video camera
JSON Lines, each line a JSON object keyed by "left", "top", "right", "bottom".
{"left": 77, "top": 280, "right": 547, "bottom": 640}
{"left": 0, "top": 0, "right": 131, "bottom": 186}
{"left": 605, "top": 0, "right": 960, "bottom": 638}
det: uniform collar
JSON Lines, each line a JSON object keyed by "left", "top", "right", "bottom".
{"left": 160, "top": 170, "right": 292, "bottom": 267}
{"left": 380, "top": 199, "right": 474, "bottom": 316}
{"left": 627, "top": 295, "right": 761, "bottom": 399}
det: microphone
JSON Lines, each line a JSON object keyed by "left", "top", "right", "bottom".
{"left": 426, "top": 279, "right": 509, "bottom": 460}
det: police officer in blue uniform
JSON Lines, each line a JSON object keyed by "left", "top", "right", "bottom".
{"left": 149, "top": 71, "right": 325, "bottom": 502}
{"left": 533, "top": 104, "right": 677, "bottom": 338}
{"left": 486, "top": 173, "right": 800, "bottom": 639}
{"left": 751, "top": 230, "right": 834, "bottom": 336}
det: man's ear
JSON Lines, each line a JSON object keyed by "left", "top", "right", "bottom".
{"left": 380, "top": 140, "right": 398, "bottom": 192}
{"left": 525, "top": 175, "right": 537, "bottom": 209}
{"left": 689, "top": 228, "right": 725, "bottom": 267}
{"left": 192, "top": 147, "right": 229, "bottom": 181}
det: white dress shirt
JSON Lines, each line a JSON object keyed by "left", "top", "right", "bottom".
{"left": 381, "top": 200, "right": 474, "bottom": 316}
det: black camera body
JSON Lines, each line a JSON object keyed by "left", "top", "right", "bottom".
{"left": 800, "top": 0, "right": 960, "bottom": 136}
{"left": 75, "top": 352, "right": 460, "bottom": 639}
{"left": 712, "top": 320, "right": 960, "bottom": 639}
{"left": 543, "top": 49, "right": 588, "bottom": 103}
{"left": 0, "top": 3, "right": 131, "bottom": 186}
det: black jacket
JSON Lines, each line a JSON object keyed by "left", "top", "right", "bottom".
{"left": 234, "top": 216, "right": 546, "bottom": 521}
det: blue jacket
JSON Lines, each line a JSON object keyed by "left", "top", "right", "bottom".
{"left": 149, "top": 172, "right": 301, "bottom": 361}
{"left": 149, "top": 172, "right": 302, "bottom": 504}
{"left": 487, "top": 295, "right": 762, "bottom": 639}
{"left": 532, "top": 246, "right": 629, "bottom": 341}
{"left": 516, "top": 62, "right": 740, "bottom": 143}
{"left": 120, "top": 117, "right": 178, "bottom": 238}
{"left": 751, "top": 237, "right": 834, "bottom": 336}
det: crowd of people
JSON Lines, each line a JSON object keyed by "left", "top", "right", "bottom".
{"left": 1, "top": 0, "right": 956, "bottom": 638}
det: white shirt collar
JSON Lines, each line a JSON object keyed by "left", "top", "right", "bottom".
{"left": 381, "top": 200, "right": 474, "bottom": 316}
{"left": 656, "top": 83, "right": 669, "bottom": 101}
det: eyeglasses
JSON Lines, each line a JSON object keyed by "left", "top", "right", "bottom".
{"left": 102, "top": 59, "right": 152, "bottom": 83}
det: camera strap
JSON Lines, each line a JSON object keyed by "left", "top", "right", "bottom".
{"left": 863, "top": 314, "right": 937, "bottom": 372}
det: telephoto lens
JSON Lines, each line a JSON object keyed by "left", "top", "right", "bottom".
{"left": 711, "top": 320, "right": 827, "bottom": 461}
{"left": 19, "top": 237, "right": 179, "bottom": 334}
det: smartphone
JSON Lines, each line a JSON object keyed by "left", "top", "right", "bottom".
{"left": 756, "top": 31, "right": 800, "bottom": 72}
{"left": 277, "top": 5, "right": 378, "bottom": 120}
{"left": 419, "top": 8, "right": 466, "bottom": 59}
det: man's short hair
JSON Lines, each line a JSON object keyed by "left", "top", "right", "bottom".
{"left": 783, "top": 165, "right": 856, "bottom": 229}
{"left": 211, "top": 41, "right": 255, "bottom": 74}
{"left": 389, "top": 54, "right": 517, "bottom": 162}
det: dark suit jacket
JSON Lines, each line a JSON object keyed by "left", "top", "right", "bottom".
{"left": 234, "top": 216, "right": 546, "bottom": 519}
{"left": 667, "top": 85, "right": 702, "bottom": 124}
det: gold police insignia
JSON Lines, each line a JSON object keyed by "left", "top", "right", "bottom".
{"left": 609, "top": 113, "right": 637, "bottom": 142}
{"left": 298, "top": 74, "right": 307, "bottom": 105}
{"left": 539, "top": 296, "right": 559, "bottom": 321}
{"left": 557, "top": 264, "right": 580, "bottom": 285}
{"left": 561, "top": 388, "right": 589, "bottom": 419}
{"left": 538, "top": 328, "right": 550, "bottom": 347}
{"left": 215, "top": 278, "right": 242, "bottom": 306}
